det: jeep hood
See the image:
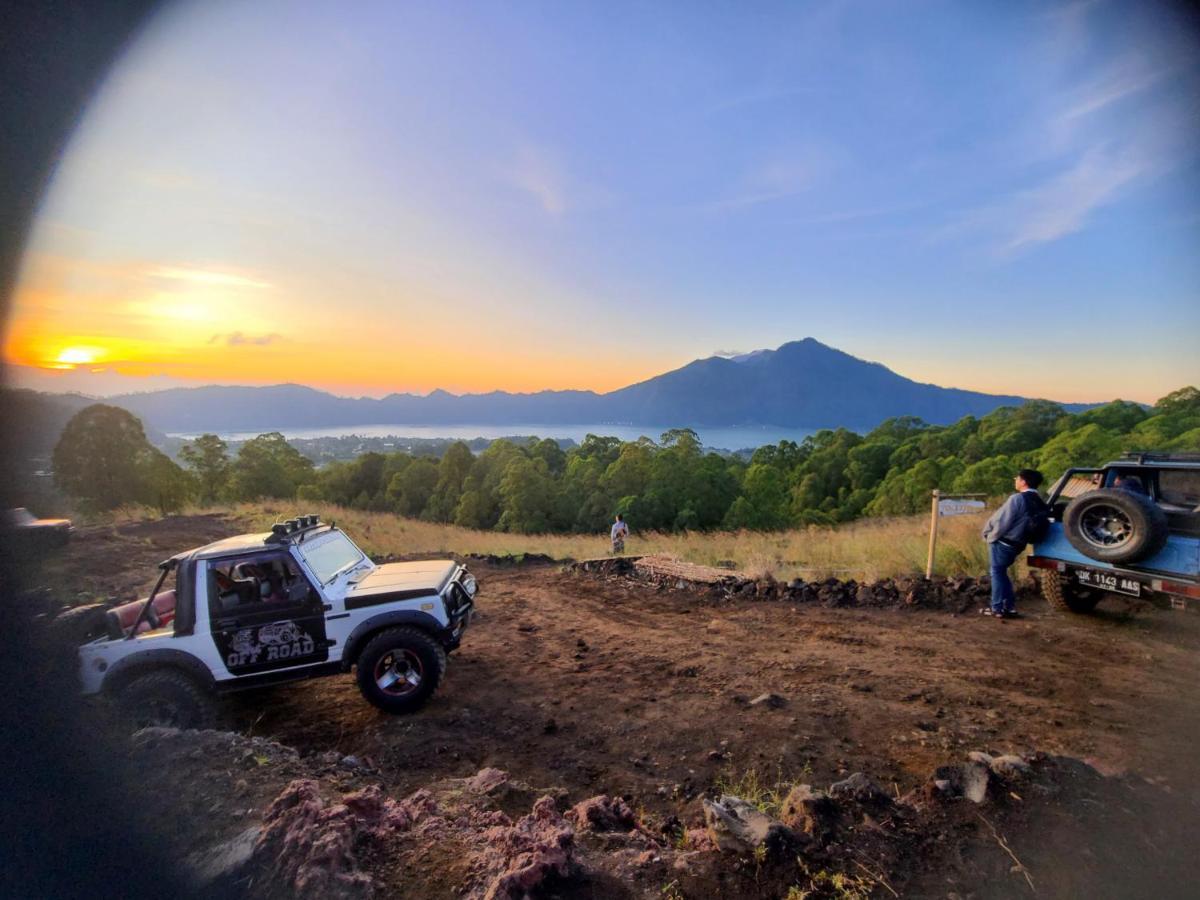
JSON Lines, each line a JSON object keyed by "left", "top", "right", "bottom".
{"left": 345, "top": 560, "right": 458, "bottom": 601}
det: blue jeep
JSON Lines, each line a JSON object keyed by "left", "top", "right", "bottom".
{"left": 1028, "top": 453, "right": 1200, "bottom": 613}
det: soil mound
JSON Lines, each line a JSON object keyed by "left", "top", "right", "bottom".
{"left": 571, "top": 554, "right": 1038, "bottom": 612}
{"left": 124, "top": 726, "right": 1197, "bottom": 899}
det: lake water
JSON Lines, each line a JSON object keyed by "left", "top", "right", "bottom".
{"left": 169, "top": 423, "right": 818, "bottom": 451}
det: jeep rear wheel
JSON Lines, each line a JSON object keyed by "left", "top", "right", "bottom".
{"left": 1041, "top": 571, "right": 1101, "bottom": 614}
{"left": 356, "top": 627, "right": 446, "bottom": 714}
{"left": 117, "top": 670, "right": 215, "bottom": 730}
{"left": 1063, "top": 489, "right": 1168, "bottom": 564}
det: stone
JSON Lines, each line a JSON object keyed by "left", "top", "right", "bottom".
{"left": 749, "top": 692, "right": 787, "bottom": 709}
{"left": 828, "top": 773, "right": 892, "bottom": 807}
{"left": 570, "top": 795, "right": 637, "bottom": 833}
{"left": 990, "top": 754, "right": 1032, "bottom": 779}
{"left": 702, "top": 795, "right": 803, "bottom": 857}
{"left": 929, "top": 761, "right": 991, "bottom": 804}
{"left": 187, "top": 826, "right": 260, "bottom": 886}
{"left": 779, "top": 785, "right": 838, "bottom": 839}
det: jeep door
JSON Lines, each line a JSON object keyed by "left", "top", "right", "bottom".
{"left": 207, "top": 552, "right": 330, "bottom": 677}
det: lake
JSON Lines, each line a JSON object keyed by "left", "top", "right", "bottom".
{"left": 168, "top": 423, "right": 818, "bottom": 451}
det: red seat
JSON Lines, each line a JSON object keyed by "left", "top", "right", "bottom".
{"left": 107, "top": 589, "right": 177, "bottom": 637}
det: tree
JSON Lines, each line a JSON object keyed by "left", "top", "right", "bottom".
{"left": 53, "top": 405, "right": 162, "bottom": 510}
{"left": 724, "top": 464, "right": 789, "bottom": 529}
{"left": 1155, "top": 386, "right": 1200, "bottom": 416}
{"left": 179, "top": 434, "right": 230, "bottom": 503}
{"left": 227, "top": 432, "right": 316, "bottom": 501}
{"left": 388, "top": 458, "right": 439, "bottom": 517}
{"left": 498, "top": 457, "right": 556, "bottom": 533}
{"left": 1034, "top": 424, "right": 1123, "bottom": 480}
{"left": 142, "top": 449, "right": 193, "bottom": 515}
{"left": 426, "top": 442, "right": 474, "bottom": 522}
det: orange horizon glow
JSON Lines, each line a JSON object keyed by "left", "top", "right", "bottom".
{"left": 3, "top": 253, "right": 1188, "bottom": 405}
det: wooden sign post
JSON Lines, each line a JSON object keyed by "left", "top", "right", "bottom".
{"left": 926, "top": 491, "right": 988, "bottom": 578}
{"left": 926, "top": 490, "right": 940, "bottom": 579}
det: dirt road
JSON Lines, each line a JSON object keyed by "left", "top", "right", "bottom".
{"left": 38, "top": 515, "right": 1200, "bottom": 897}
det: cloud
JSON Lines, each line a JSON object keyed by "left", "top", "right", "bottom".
{"left": 711, "top": 349, "right": 746, "bottom": 358}
{"left": 1060, "top": 60, "right": 1168, "bottom": 123}
{"left": 999, "top": 147, "right": 1145, "bottom": 253}
{"left": 937, "top": 146, "right": 1146, "bottom": 256}
{"left": 501, "top": 143, "right": 612, "bottom": 216}
{"left": 208, "top": 331, "right": 283, "bottom": 346}
{"left": 708, "top": 153, "right": 826, "bottom": 212}
{"left": 148, "top": 266, "right": 272, "bottom": 289}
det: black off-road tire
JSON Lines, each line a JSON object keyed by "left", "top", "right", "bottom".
{"left": 1041, "top": 571, "right": 1102, "bottom": 614}
{"left": 117, "top": 669, "right": 216, "bottom": 730}
{"left": 48, "top": 603, "right": 111, "bottom": 645}
{"left": 356, "top": 627, "right": 447, "bottom": 714}
{"left": 1063, "top": 488, "right": 1169, "bottom": 564}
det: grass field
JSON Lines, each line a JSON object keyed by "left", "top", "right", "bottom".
{"left": 105, "top": 502, "right": 998, "bottom": 583}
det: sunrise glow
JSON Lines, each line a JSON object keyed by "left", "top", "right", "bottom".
{"left": 2, "top": 0, "right": 1197, "bottom": 402}
{"left": 50, "top": 346, "right": 103, "bottom": 368}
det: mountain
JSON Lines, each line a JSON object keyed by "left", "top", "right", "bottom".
{"left": 16, "top": 339, "right": 1090, "bottom": 435}
{"left": 597, "top": 339, "right": 1041, "bottom": 429}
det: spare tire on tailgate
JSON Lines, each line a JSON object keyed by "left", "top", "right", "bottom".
{"left": 1063, "top": 488, "right": 1168, "bottom": 564}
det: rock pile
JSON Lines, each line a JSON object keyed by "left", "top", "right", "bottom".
{"left": 571, "top": 556, "right": 1038, "bottom": 612}
{"left": 129, "top": 726, "right": 1188, "bottom": 899}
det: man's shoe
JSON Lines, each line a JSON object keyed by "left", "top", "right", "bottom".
{"left": 980, "top": 608, "right": 1005, "bottom": 620}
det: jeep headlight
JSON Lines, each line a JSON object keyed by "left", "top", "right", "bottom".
{"left": 460, "top": 573, "right": 478, "bottom": 598}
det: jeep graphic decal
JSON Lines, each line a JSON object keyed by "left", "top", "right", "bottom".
{"left": 218, "top": 618, "right": 325, "bottom": 674}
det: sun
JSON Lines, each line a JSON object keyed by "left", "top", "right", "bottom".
{"left": 52, "top": 346, "right": 103, "bottom": 368}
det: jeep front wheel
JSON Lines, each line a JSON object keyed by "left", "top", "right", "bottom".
{"left": 356, "top": 627, "right": 447, "bottom": 714}
{"left": 1041, "top": 571, "right": 1102, "bottom": 614}
{"left": 117, "top": 670, "right": 216, "bottom": 730}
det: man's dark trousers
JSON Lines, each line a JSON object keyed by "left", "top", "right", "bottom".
{"left": 989, "top": 540, "right": 1023, "bottom": 614}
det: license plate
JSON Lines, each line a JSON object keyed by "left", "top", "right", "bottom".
{"left": 1075, "top": 569, "right": 1142, "bottom": 597}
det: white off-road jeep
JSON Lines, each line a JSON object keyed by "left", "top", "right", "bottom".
{"left": 76, "top": 515, "right": 477, "bottom": 728}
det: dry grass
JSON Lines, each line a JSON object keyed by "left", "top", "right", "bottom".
{"left": 91, "top": 501, "right": 999, "bottom": 583}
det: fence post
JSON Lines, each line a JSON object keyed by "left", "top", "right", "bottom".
{"left": 926, "top": 489, "right": 941, "bottom": 579}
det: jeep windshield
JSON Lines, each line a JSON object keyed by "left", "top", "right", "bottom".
{"left": 298, "top": 531, "right": 367, "bottom": 584}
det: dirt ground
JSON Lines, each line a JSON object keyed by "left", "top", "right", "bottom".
{"left": 33, "top": 515, "right": 1200, "bottom": 897}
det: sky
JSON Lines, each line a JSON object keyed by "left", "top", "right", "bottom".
{"left": 4, "top": 0, "right": 1199, "bottom": 403}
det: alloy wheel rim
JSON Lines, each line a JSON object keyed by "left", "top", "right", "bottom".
{"left": 1080, "top": 504, "right": 1133, "bottom": 548}
{"left": 374, "top": 649, "right": 423, "bottom": 695}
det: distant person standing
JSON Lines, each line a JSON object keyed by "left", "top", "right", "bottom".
{"left": 610, "top": 514, "right": 629, "bottom": 555}
{"left": 980, "top": 468, "right": 1047, "bottom": 620}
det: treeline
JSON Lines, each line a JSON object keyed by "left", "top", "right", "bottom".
{"left": 50, "top": 387, "right": 1200, "bottom": 531}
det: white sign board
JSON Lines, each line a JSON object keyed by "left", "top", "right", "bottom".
{"left": 938, "top": 498, "right": 985, "bottom": 517}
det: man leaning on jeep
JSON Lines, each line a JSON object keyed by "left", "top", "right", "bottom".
{"left": 981, "top": 468, "right": 1046, "bottom": 620}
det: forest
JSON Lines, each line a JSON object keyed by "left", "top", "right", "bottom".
{"left": 49, "top": 386, "right": 1200, "bottom": 533}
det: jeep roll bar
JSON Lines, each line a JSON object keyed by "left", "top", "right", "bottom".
{"left": 126, "top": 557, "right": 178, "bottom": 640}
{"left": 1045, "top": 467, "right": 1104, "bottom": 509}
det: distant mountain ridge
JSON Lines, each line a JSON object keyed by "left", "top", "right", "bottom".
{"left": 22, "top": 339, "right": 1092, "bottom": 434}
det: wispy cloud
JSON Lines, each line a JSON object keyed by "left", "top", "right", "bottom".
{"left": 1060, "top": 60, "right": 1168, "bottom": 123}
{"left": 208, "top": 331, "right": 283, "bottom": 346}
{"left": 708, "top": 151, "right": 828, "bottom": 212}
{"left": 501, "top": 143, "right": 612, "bottom": 216}
{"left": 782, "top": 198, "right": 935, "bottom": 228}
{"left": 1000, "top": 148, "right": 1144, "bottom": 253}
{"left": 148, "top": 266, "right": 272, "bottom": 289}
{"left": 938, "top": 146, "right": 1146, "bottom": 255}
{"left": 699, "top": 86, "right": 819, "bottom": 119}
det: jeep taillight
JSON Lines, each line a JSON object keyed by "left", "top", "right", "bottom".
{"left": 1026, "top": 556, "right": 1065, "bottom": 572}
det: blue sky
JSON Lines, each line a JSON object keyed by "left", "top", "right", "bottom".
{"left": 7, "top": 0, "right": 1199, "bottom": 403}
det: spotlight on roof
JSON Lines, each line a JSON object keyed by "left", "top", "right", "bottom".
{"left": 271, "top": 523, "right": 288, "bottom": 537}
